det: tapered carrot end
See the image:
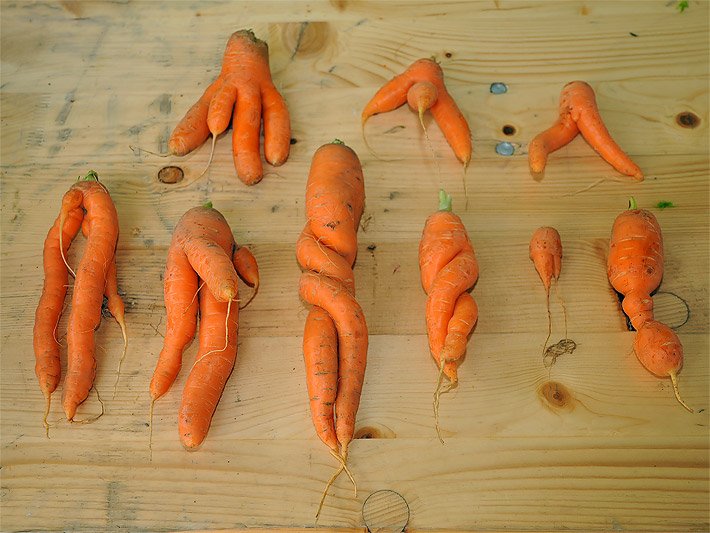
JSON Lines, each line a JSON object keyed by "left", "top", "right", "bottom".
{"left": 668, "top": 370, "right": 694, "bottom": 413}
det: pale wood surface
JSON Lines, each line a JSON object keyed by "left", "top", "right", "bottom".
{"left": 1, "top": 1, "right": 709, "bottom": 531}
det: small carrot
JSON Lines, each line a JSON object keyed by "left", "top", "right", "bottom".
{"left": 296, "top": 140, "right": 367, "bottom": 517}
{"left": 529, "top": 81, "right": 643, "bottom": 180}
{"left": 419, "top": 190, "right": 478, "bottom": 442}
{"left": 362, "top": 58, "right": 472, "bottom": 168}
{"left": 168, "top": 30, "right": 290, "bottom": 185}
{"left": 150, "top": 203, "right": 258, "bottom": 450}
{"left": 633, "top": 320, "right": 693, "bottom": 413}
{"left": 529, "top": 227, "right": 563, "bottom": 358}
{"left": 607, "top": 197, "right": 662, "bottom": 331}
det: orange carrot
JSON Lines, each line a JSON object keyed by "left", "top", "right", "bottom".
{"left": 529, "top": 227, "right": 563, "bottom": 357}
{"left": 168, "top": 30, "right": 290, "bottom": 185}
{"left": 529, "top": 81, "right": 643, "bottom": 180}
{"left": 59, "top": 173, "right": 123, "bottom": 421}
{"left": 296, "top": 140, "right": 367, "bottom": 516}
{"left": 607, "top": 197, "right": 662, "bottom": 331}
{"left": 633, "top": 320, "right": 692, "bottom": 413}
{"left": 363, "top": 58, "right": 472, "bottom": 168}
{"left": 608, "top": 198, "right": 691, "bottom": 412}
{"left": 419, "top": 190, "right": 478, "bottom": 441}
{"left": 150, "top": 203, "right": 258, "bottom": 449}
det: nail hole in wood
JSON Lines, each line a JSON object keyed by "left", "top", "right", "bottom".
{"left": 502, "top": 124, "right": 516, "bottom": 136}
{"left": 676, "top": 112, "right": 699, "bottom": 129}
{"left": 158, "top": 166, "right": 184, "bottom": 184}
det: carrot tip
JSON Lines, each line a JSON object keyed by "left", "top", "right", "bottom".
{"left": 669, "top": 371, "right": 694, "bottom": 413}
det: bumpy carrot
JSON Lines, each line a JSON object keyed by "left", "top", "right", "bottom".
{"left": 296, "top": 140, "right": 367, "bottom": 517}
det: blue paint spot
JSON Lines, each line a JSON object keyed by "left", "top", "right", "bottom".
{"left": 490, "top": 82, "right": 508, "bottom": 94}
{"left": 495, "top": 142, "right": 515, "bottom": 156}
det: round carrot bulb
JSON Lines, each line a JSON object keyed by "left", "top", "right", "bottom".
{"left": 407, "top": 81, "right": 438, "bottom": 126}
{"left": 634, "top": 320, "right": 693, "bottom": 413}
{"left": 362, "top": 58, "right": 472, "bottom": 167}
{"left": 529, "top": 227, "right": 562, "bottom": 293}
{"left": 419, "top": 190, "right": 479, "bottom": 383}
{"left": 607, "top": 197, "right": 663, "bottom": 331}
{"left": 62, "top": 174, "right": 121, "bottom": 420}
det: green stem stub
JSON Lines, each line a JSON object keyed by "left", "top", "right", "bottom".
{"left": 80, "top": 170, "right": 99, "bottom": 182}
{"left": 438, "top": 189, "right": 452, "bottom": 212}
{"left": 331, "top": 138, "right": 345, "bottom": 145}
{"left": 203, "top": 201, "right": 214, "bottom": 209}
{"left": 628, "top": 196, "right": 638, "bottom": 210}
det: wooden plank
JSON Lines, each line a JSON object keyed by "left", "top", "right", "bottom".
{"left": 1, "top": 0, "right": 708, "bottom": 531}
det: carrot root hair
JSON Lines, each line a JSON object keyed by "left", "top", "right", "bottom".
{"left": 128, "top": 145, "right": 170, "bottom": 158}
{"left": 433, "top": 359, "right": 455, "bottom": 444}
{"left": 196, "top": 134, "right": 218, "bottom": 180}
{"left": 238, "top": 280, "right": 259, "bottom": 310}
{"left": 58, "top": 210, "right": 76, "bottom": 279}
{"left": 191, "top": 298, "right": 232, "bottom": 369}
{"left": 69, "top": 386, "right": 105, "bottom": 424}
{"left": 112, "top": 315, "right": 129, "bottom": 400}
{"left": 42, "top": 393, "right": 51, "bottom": 439}
{"left": 669, "top": 370, "right": 693, "bottom": 413}
{"left": 315, "top": 449, "right": 356, "bottom": 521}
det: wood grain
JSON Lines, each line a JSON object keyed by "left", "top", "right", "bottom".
{"left": 1, "top": 1, "right": 708, "bottom": 531}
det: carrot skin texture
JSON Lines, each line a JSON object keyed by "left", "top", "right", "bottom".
{"left": 34, "top": 206, "right": 83, "bottom": 399}
{"left": 528, "top": 81, "right": 643, "bottom": 179}
{"left": 439, "top": 292, "right": 478, "bottom": 364}
{"left": 634, "top": 320, "right": 682, "bottom": 377}
{"left": 297, "top": 142, "right": 367, "bottom": 454}
{"left": 149, "top": 242, "right": 199, "bottom": 401}
{"left": 169, "top": 78, "right": 223, "bottom": 156}
{"left": 62, "top": 181, "right": 121, "bottom": 420}
{"left": 303, "top": 306, "right": 340, "bottom": 453}
{"left": 170, "top": 30, "right": 290, "bottom": 184}
{"left": 419, "top": 205, "right": 479, "bottom": 382}
{"left": 363, "top": 59, "right": 471, "bottom": 166}
{"left": 529, "top": 227, "right": 563, "bottom": 292}
{"left": 178, "top": 276, "right": 239, "bottom": 450}
{"left": 607, "top": 206, "right": 663, "bottom": 330}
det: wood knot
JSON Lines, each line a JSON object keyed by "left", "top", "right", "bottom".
{"left": 158, "top": 166, "right": 184, "bottom": 184}
{"left": 282, "top": 22, "right": 333, "bottom": 59}
{"left": 675, "top": 111, "right": 700, "bottom": 129}
{"left": 539, "top": 381, "right": 574, "bottom": 411}
{"left": 354, "top": 423, "right": 395, "bottom": 440}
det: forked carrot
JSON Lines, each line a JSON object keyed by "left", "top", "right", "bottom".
{"left": 529, "top": 81, "right": 643, "bottom": 180}
{"left": 296, "top": 140, "right": 367, "bottom": 517}
{"left": 149, "top": 203, "right": 259, "bottom": 450}
{"left": 362, "top": 58, "right": 472, "bottom": 168}
{"left": 419, "top": 190, "right": 478, "bottom": 442}
{"left": 34, "top": 171, "right": 125, "bottom": 425}
{"left": 168, "top": 30, "right": 290, "bottom": 185}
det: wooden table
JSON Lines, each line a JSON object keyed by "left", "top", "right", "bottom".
{"left": 1, "top": 1, "right": 708, "bottom": 531}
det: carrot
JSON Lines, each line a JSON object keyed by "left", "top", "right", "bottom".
{"left": 529, "top": 81, "right": 643, "bottom": 180}
{"left": 633, "top": 320, "right": 693, "bottom": 413}
{"left": 362, "top": 58, "right": 472, "bottom": 168}
{"left": 419, "top": 190, "right": 478, "bottom": 442}
{"left": 529, "top": 227, "right": 563, "bottom": 358}
{"left": 149, "top": 203, "right": 258, "bottom": 450}
{"left": 296, "top": 140, "right": 367, "bottom": 517}
{"left": 168, "top": 30, "right": 290, "bottom": 185}
{"left": 607, "top": 197, "right": 662, "bottom": 331}
{"left": 33, "top": 172, "right": 125, "bottom": 424}
{"left": 607, "top": 198, "right": 692, "bottom": 412}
